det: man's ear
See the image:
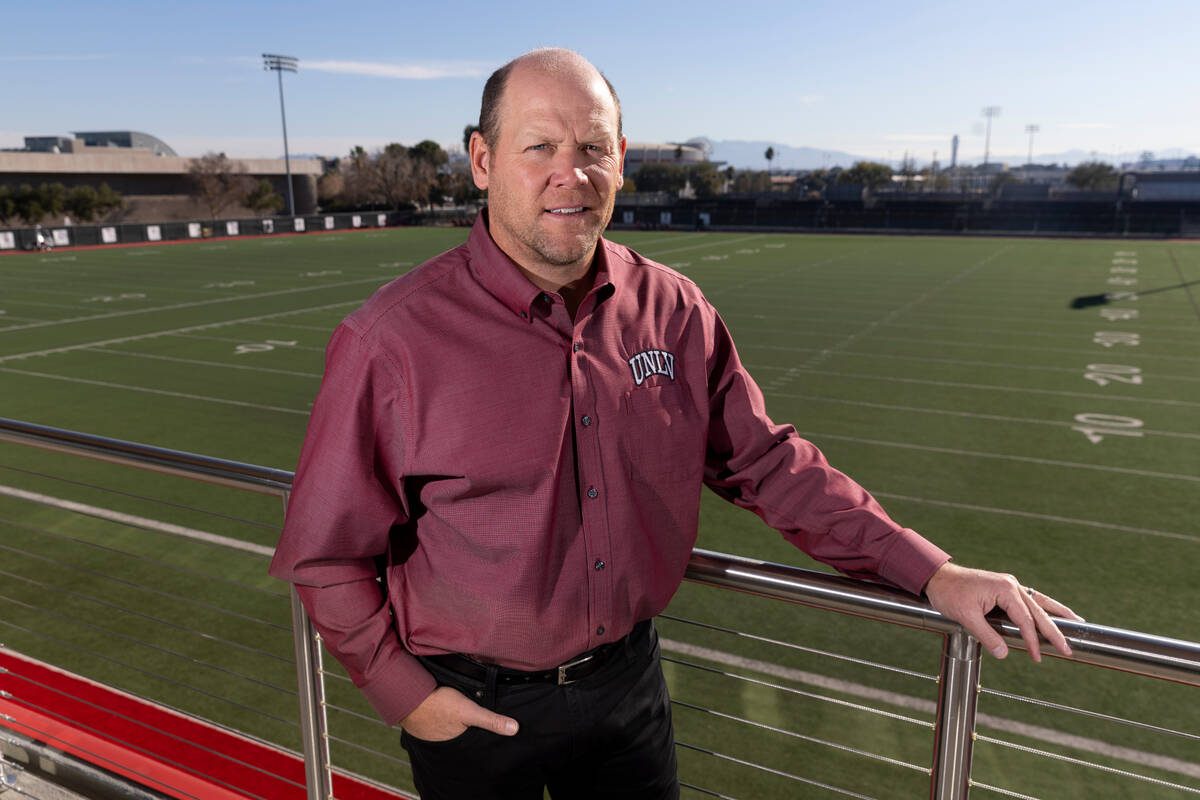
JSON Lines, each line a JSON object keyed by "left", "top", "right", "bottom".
{"left": 469, "top": 131, "right": 490, "bottom": 191}
{"left": 616, "top": 136, "right": 627, "bottom": 190}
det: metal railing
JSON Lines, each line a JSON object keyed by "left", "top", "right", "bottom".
{"left": 0, "top": 416, "right": 1197, "bottom": 800}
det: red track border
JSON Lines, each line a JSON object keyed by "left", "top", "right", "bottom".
{"left": 0, "top": 649, "right": 402, "bottom": 799}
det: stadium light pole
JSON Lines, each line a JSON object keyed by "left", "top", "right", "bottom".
{"left": 1025, "top": 124, "right": 1040, "bottom": 167}
{"left": 263, "top": 53, "right": 298, "bottom": 217}
{"left": 981, "top": 106, "right": 1001, "bottom": 169}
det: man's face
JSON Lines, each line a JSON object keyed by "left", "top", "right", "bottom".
{"left": 470, "top": 64, "right": 626, "bottom": 277}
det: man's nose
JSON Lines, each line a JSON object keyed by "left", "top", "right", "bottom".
{"left": 550, "top": 148, "right": 589, "bottom": 187}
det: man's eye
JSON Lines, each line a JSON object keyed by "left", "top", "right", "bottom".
{"left": 530, "top": 144, "right": 550, "bottom": 151}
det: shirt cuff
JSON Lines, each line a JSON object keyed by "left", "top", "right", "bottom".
{"left": 877, "top": 528, "right": 952, "bottom": 597}
{"left": 356, "top": 649, "right": 439, "bottom": 728}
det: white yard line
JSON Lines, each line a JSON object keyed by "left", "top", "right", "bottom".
{"left": 660, "top": 639, "right": 1200, "bottom": 780}
{"left": 872, "top": 492, "right": 1198, "bottom": 543}
{"left": 800, "top": 430, "right": 1200, "bottom": 483}
{"left": 0, "top": 300, "right": 359, "bottom": 363}
{"left": 0, "top": 277, "right": 384, "bottom": 333}
{"left": 87, "top": 348, "right": 323, "bottom": 378}
{"left": 752, "top": 364, "right": 1200, "bottom": 413}
{"left": 641, "top": 234, "right": 765, "bottom": 258}
{"left": 801, "top": 246, "right": 1012, "bottom": 372}
{"left": 0, "top": 485, "right": 273, "bottom": 557}
{"left": 773, "top": 389, "right": 1199, "bottom": 441}
{"left": 749, "top": 343, "right": 1200, "bottom": 383}
{"left": 750, "top": 332, "right": 1200, "bottom": 365}
{"left": 241, "top": 321, "right": 335, "bottom": 332}
{"left": 0, "top": 368, "right": 310, "bottom": 415}
{"left": 170, "top": 333, "right": 325, "bottom": 351}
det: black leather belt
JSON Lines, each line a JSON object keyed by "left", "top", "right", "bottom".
{"left": 426, "top": 621, "right": 648, "bottom": 686}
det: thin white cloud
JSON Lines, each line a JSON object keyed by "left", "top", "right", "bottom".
{"left": 0, "top": 54, "right": 109, "bottom": 62}
{"left": 304, "top": 60, "right": 489, "bottom": 79}
{"left": 1059, "top": 122, "right": 1113, "bottom": 130}
{"left": 797, "top": 95, "right": 822, "bottom": 105}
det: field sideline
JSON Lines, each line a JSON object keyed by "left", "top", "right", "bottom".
{"left": 1, "top": 227, "right": 1197, "bottom": 798}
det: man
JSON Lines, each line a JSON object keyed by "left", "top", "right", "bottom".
{"left": 270, "top": 48, "right": 1080, "bottom": 799}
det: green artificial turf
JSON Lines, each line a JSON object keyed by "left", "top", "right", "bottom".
{"left": 1, "top": 228, "right": 1196, "bottom": 798}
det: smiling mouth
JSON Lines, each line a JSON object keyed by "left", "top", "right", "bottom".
{"left": 546, "top": 207, "right": 587, "bottom": 215}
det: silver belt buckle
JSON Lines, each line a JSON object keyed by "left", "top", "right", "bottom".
{"left": 556, "top": 653, "right": 595, "bottom": 685}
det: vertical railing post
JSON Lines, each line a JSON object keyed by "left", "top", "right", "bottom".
{"left": 290, "top": 587, "right": 333, "bottom": 799}
{"left": 931, "top": 629, "right": 982, "bottom": 800}
{"left": 283, "top": 491, "right": 333, "bottom": 800}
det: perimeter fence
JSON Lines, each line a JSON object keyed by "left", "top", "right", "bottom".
{"left": 0, "top": 210, "right": 420, "bottom": 253}
{"left": 0, "top": 417, "right": 1197, "bottom": 800}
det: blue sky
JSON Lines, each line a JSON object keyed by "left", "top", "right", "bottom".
{"left": 2, "top": 0, "right": 1196, "bottom": 166}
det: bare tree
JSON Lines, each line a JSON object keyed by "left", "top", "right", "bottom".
{"left": 188, "top": 152, "right": 254, "bottom": 220}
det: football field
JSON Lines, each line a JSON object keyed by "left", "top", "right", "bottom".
{"left": 1, "top": 228, "right": 1197, "bottom": 798}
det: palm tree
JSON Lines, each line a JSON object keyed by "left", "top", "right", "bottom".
{"left": 765, "top": 146, "right": 775, "bottom": 174}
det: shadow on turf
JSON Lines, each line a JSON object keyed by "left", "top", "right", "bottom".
{"left": 1069, "top": 278, "right": 1200, "bottom": 309}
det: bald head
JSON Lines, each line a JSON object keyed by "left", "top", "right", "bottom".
{"left": 478, "top": 48, "right": 622, "bottom": 149}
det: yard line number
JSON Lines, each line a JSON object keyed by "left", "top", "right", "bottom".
{"left": 1076, "top": 252, "right": 1144, "bottom": 443}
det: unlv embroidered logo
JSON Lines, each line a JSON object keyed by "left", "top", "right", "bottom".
{"left": 628, "top": 349, "right": 676, "bottom": 386}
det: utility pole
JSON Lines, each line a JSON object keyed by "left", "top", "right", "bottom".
{"left": 263, "top": 53, "right": 298, "bottom": 216}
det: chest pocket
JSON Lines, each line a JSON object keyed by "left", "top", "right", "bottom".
{"left": 621, "top": 384, "right": 703, "bottom": 485}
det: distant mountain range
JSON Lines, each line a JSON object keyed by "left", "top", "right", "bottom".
{"left": 696, "top": 137, "right": 1199, "bottom": 171}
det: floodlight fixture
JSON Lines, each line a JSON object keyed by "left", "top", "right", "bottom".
{"left": 981, "top": 106, "right": 1001, "bottom": 168}
{"left": 263, "top": 53, "right": 299, "bottom": 216}
{"left": 1025, "top": 124, "right": 1040, "bottom": 166}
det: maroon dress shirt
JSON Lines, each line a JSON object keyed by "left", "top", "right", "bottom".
{"left": 269, "top": 213, "right": 950, "bottom": 726}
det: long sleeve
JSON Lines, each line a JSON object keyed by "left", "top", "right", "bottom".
{"left": 701, "top": 310, "right": 949, "bottom": 596}
{"left": 269, "top": 323, "right": 436, "bottom": 725}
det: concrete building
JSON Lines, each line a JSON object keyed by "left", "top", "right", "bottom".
{"left": 24, "top": 131, "right": 179, "bottom": 157}
{"left": 2, "top": 131, "right": 322, "bottom": 219}
{"left": 623, "top": 139, "right": 711, "bottom": 176}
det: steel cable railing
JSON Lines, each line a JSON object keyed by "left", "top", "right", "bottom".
{"left": 0, "top": 415, "right": 1198, "bottom": 800}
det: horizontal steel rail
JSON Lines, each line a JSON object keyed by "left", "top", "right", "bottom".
{"left": 686, "top": 548, "right": 1200, "bottom": 687}
{"left": 0, "top": 417, "right": 292, "bottom": 497}
{"left": 2, "top": 415, "right": 1199, "bottom": 799}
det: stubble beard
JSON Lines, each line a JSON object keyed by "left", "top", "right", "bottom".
{"left": 491, "top": 187, "right": 614, "bottom": 271}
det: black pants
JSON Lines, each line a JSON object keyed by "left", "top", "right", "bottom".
{"left": 402, "top": 621, "right": 679, "bottom": 800}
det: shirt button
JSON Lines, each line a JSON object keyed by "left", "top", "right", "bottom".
{"left": 594, "top": 559, "right": 605, "bottom": 570}
{"left": 587, "top": 487, "right": 598, "bottom": 499}
{"left": 581, "top": 415, "right": 592, "bottom": 427}
{"left": 596, "top": 626, "right": 605, "bottom": 636}
{"left": 573, "top": 342, "right": 582, "bottom": 352}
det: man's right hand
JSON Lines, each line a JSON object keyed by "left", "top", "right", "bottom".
{"left": 400, "top": 686, "right": 520, "bottom": 742}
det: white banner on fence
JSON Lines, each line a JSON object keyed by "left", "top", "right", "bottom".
{"left": 324, "top": 216, "right": 334, "bottom": 230}
{"left": 623, "top": 211, "right": 634, "bottom": 224}
{"left": 352, "top": 215, "right": 361, "bottom": 228}
{"left": 377, "top": 214, "right": 387, "bottom": 227}
{"left": 187, "top": 223, "right": 201, "bottom": 238}
{"left": 146, "top": 225, "right": 162, "bottom": 242}
{"left": 659, "top": 212, "right": 672, "bottom": 225}
{"left": 101, "top": 227, "right": 117, "bottom": 244}
{"left": 0, "top": 232, "right": 14, "bottom": 250}
{"left": 294, "top": 218, "right": 306, "bottom": 232}
{"left": 52, "top": 229, "right": 69, "bottom": 246}
{"left": 226, "top": 221, "right": 239, "bottom": 236}
{"left": 262, "top": 219, "right": 274, "bottom": 234}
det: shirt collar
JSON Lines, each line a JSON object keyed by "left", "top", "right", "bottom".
{"left": 466, "top": 209, "right": 620, "bottom": 321}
